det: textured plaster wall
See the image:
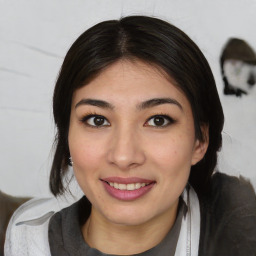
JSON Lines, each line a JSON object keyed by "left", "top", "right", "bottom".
{"left": 0, "top": 0, "right": 255, "bottom": 197}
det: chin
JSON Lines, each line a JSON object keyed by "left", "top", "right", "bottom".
{"left": 98, "top": 205, "right": 152, "bottom": 226}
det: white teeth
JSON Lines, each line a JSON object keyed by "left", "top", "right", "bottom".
{"left": 135, "top": 183, "right": 141, "bottom": 189}
{"left": 118, "top": 184, "right": 127, "bottom": 190}
{"left": 108, "top": 182, "right": 150, "bottom": 190}
{"left": 127, "top": 184, "right": 135, "bottom": 190}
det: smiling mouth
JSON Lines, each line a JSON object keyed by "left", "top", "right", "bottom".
{"left": 100, "top": 177, "right": 156, "bottom": 200}
{"left": 102, "top": 181, "right": 152, "bottom": 191}
{"left": 100, "top": 179, "right": 156, "bottom": 200}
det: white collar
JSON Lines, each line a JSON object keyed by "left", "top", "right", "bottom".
{"left": 175, "top": 185, "right": 201, "bottom": 256}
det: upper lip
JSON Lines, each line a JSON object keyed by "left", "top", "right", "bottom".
{"left": 101, "top": 177, "right": 155, "bottom": 184}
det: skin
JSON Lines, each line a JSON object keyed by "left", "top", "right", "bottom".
{"left": 68, "top": 60, "right": 208, "bottom": 255}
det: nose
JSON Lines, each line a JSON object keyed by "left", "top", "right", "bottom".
{"left": 107, "top": 127, "right": 146, "bottom": 170}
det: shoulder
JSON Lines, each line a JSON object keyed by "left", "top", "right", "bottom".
{"left": 48, "top": 196, "right": 91, "bottom": 255}
{"left": 4, "top": 195, "right": 78, "bottom": 256}
{"left": 210, "top": 172, "right": 256, "bottom": 222}
{"left": 200, "top": 172, "right": 256, "bottom": 255}
{"left": 211, "top": 172, "right": 256, "bottom": 203}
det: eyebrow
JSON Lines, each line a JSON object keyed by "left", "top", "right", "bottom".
{"left": 75, "top": 99, "right": 114, "bottom": 109}
{"left": 138, "top": 98, "right": 183, "bottom": 111}
{"left": 75, "top": 97, "right": 183, "bottom": 111}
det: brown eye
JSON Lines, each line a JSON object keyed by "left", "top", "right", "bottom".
{"left": 153, "top": 117, "right": 165, "bottom": 126}
{"left": 145, "top": 115, "right": 174, "bottom": 127}
{"left": 93, "top": 117, "right": 105, "bottom": 126}
{"left": 82, "top": 115, "right": 110, "bottom": 127}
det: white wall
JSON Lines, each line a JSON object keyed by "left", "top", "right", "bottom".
{"left": 0, "top": 0, "right": 255, "bottom": 197}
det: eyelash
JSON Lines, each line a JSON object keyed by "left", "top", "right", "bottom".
{"left": 79, "top": 113, "right": 110, "bottom": 128}
{"left": 79, "top": 113, "right": 176, "bottom": 128}
{"left": 144, "top": 114, "right": 175, "bottom": 128}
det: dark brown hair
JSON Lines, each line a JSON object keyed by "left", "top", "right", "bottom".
{"left": 50, "top": 15, "right": 224, "bottom": 196}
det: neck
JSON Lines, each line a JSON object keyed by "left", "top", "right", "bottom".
{"left": 82, "top": 200, "right": 179, "bottom": 255}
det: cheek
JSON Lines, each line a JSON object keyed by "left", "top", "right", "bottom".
{"left": 74, "top": 145, "right": 102, "bottom": 168}
{"left": 68, "top": 138, "right": 106, "bottom": 198}
{"left": 149, "top": 136, "right": 194, "bottom": 167}
{"left": 146, "top": 134, "right": 195, "bottom": 192}
{"left": 69, "top": 130, "right": 106, "bottom": 169}
{"left": 69, "top": 136, "right": 104, "bottom": 196}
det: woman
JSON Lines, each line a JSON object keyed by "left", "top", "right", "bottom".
{"left": 5, "top": 16, "right": 256, "bottom": 256}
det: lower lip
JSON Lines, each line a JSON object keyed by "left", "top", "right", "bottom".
{"left": 101, "top": 181, "right": 155, "bottom": 201}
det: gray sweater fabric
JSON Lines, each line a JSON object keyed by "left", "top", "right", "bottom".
{"left": 198, "top": 173, "right": 256, "bottom": 256}
{"left": 48, "top": 173, "right": 256, "bottom": 256}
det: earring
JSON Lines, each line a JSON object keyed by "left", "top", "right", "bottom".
{"left": 69, "top": 156, "right": 74, "bottom": 166}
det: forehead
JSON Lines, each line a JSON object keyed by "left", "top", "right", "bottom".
{"left": 72, "top": 60, "right": 189, "bottom": 108}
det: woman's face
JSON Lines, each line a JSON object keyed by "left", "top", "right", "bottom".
{"left": 69, "top": 60, "right": 207, "bottom": 226}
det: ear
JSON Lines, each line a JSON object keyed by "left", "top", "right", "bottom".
{"left": 191, "top": 124, "right": 209, "bottom": 166}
